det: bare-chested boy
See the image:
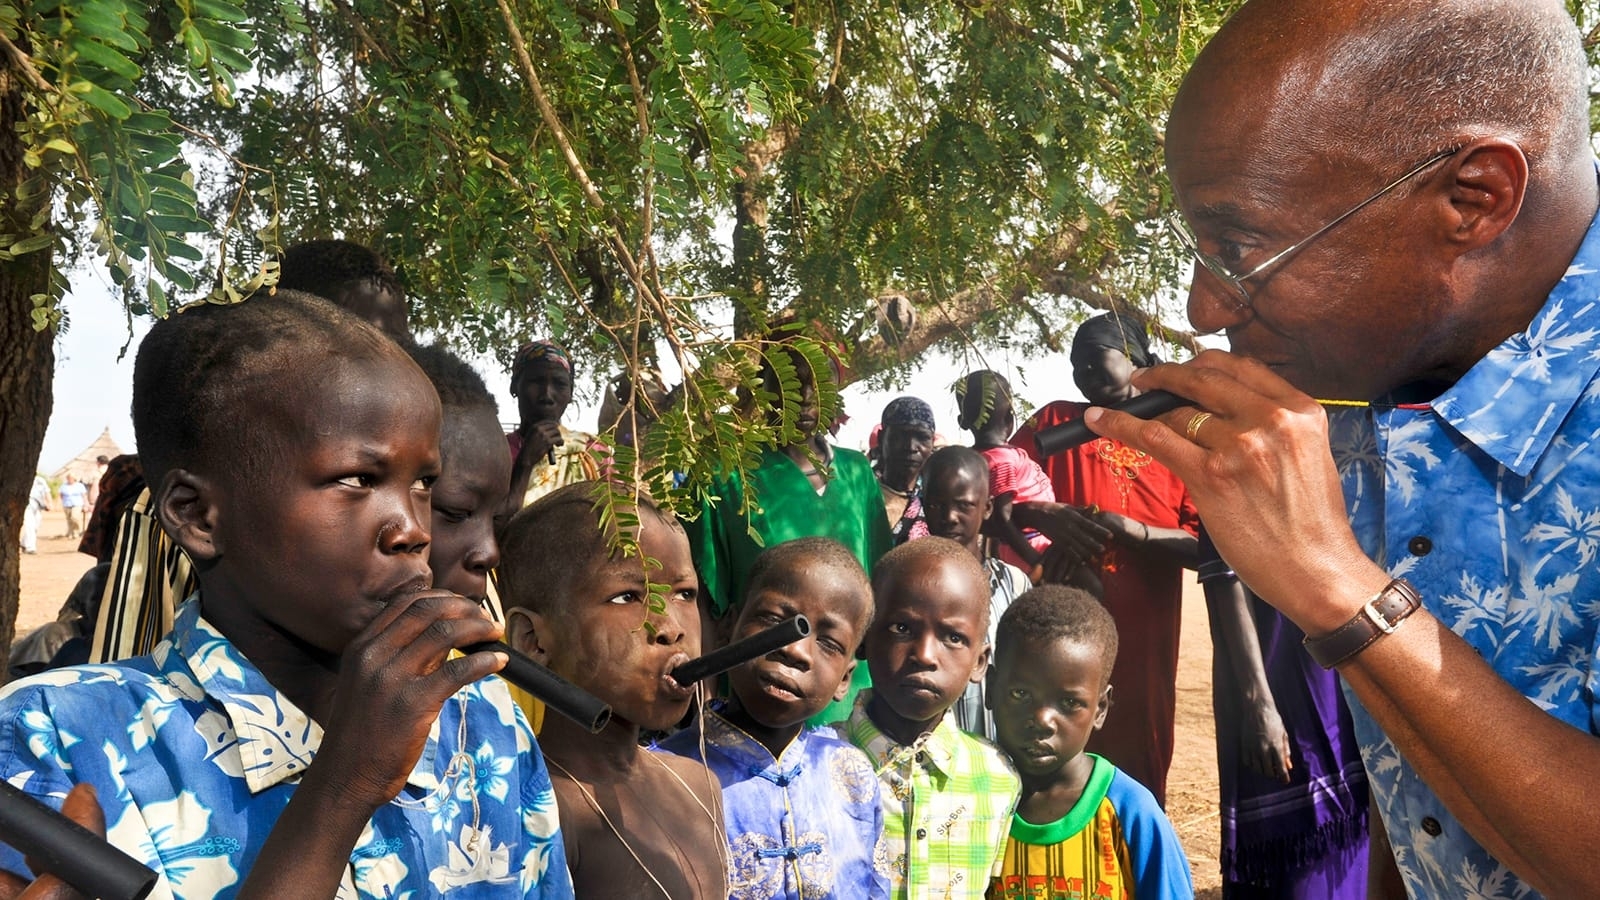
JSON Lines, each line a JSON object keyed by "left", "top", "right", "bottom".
{"left": 499, "top": 482, "right": 728, "bottom": 898}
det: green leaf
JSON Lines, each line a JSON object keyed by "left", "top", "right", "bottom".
{"left": 69, "top": 6, "right": 141, "bottom": 51}
{"left": 8, "top": 233, "right": 55, "bottom": 256}
{"left": 77, "top": 84, "right": 133, "bottom": 119}
{"left": 191, "top": 0, "right": 250, "bottom": 23}
{"left": 148, "top": 280, "right": 168, "bottom": 317}
{"left": 68, "top": 36, "right": 143, "bottom": 81}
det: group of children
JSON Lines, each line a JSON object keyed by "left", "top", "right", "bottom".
{"left": 0, "top": 289, "right": 1193, "bottom": 898}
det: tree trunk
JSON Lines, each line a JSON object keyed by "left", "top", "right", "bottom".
{"left": 0, "top": 45, "right": 58, "bottom": 682}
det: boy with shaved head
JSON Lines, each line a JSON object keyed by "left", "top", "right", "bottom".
{"left": 1088, "top": 0, "right": 1600, "bottom": 894}
{"left": 840, "top": 537, "right": 1020, "bottom": 899}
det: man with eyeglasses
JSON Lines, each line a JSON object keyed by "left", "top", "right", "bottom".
{"left": 1084, "top": 1, "right": 1600, "bottom": 897}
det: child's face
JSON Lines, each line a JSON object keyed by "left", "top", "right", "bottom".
{"left": 332, "top": 282, "right": 410, "bottom": 342}
{"left": 865, "top": 556, "right": 989, "bottom": 738}
{"left": 726, "top": 563, "right": 867, "bottom": 730}
{"left": 1071, "top": 345, "right": 1137, "bottom": 407}
{"left": 922, "top": 467, "right": 990, "bottom": 551}
{"left": 207, "top": 354, "right": 441, "bottom": 654}
{"left": 545, "top": 516, "right": 701, "bottom": 731}
{"left": 990, "top": 634, "right": 1110, "bottom": 781}
{"left": 429, "top": 408, "right": 513, "bottom": 602}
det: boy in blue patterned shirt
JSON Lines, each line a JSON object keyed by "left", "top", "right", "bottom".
{"left": 660, "top": 537, "right": 891, "bottom": 900}
{"left": 0, "top": 292, "right": 574, "bottom": 898}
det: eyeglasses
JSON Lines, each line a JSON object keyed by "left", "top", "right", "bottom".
{"left": 1168, "top": 148, "right": 1459, "bottom": 309}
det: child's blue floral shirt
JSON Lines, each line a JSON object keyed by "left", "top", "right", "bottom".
{"left": 0, "top": 599, "right": 574, "bottom": 899}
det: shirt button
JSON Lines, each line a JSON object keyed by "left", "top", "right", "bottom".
{"left": 915, "top": 828, "right": 927, "bottom": 839}
{"left": 1421, "top": 816, "right": 1442, "bottom": 837}
{"left": 1408, "top": 535, "right": 1433, "bottom": 556}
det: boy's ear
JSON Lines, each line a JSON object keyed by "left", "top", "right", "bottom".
{"left": 968, "top": 642, "right": 991, "bottom": 686}
{"left": 158, "top": 469, "right": 223, "bottom": 562}
{"left": 1093, "top": 683, "right": 1113, "bottom": 731}
{"left": 830, "top": 657, "right": 858, "bottom": 703}
{"left": 504, "top": 607, "right": 552, "bottom": 665}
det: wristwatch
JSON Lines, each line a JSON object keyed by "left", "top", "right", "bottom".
{"left": 1303, "top": 578, "right": 1422, "bottom": 669}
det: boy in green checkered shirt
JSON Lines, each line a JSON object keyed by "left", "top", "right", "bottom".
{"left": 837, "top": 537, "right": 1021, "bottom": 899}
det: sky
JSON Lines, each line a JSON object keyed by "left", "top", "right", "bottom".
{"left": 36, "top": 266, "right": 1193, "bottom": 474}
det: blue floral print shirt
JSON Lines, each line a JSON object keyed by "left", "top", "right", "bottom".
{"left": 1329, "top": 207, "right": 1600, "bottom": 899}
{"left": 658, "top": 706, "right": 890, "bottom": 900}
{"left": 0, "top": 599, "right": 574, "bottom": 899}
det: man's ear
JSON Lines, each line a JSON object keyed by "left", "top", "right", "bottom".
{"left": 504, "top": 607, "right": 553, "bottom": 666}
{"left": 1092, "top": 683, "right": 1113, "bottom": 731}
{"left": 1441, "top": 139, "right": 1528, "bottom": 255}
{"left": 158, "top": 469, "right": 222, "bottom": 562}
{"left": 831, "top": 657, "right": 858, "bottom": 703}
{"left": 969, "top": 642, "right": 991, "bottom": 685}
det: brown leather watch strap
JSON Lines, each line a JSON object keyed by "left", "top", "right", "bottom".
{"left": 1303, "top": 578, "right": 1422, "bottom": 669}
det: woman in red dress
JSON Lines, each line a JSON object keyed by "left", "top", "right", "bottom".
{"left": 1010, "top": 312, "right": 1199, "bottom": 806}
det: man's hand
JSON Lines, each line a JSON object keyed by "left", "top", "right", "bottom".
{"left": 1082, "top": 350, "right": 1386, "bottom": 634}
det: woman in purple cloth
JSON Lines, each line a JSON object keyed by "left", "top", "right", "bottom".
{"left": 1198, "top": 528, "right": 1370, "bottom": 898}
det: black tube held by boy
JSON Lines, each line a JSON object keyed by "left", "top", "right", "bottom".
{"left": 0, "top": 780, "right": 157, "bottom": 900}
{"left": 670, "top": 615, "right": 811, "bottom": 686}
{"left": 1033, "top": 390, "right": 1189, "bottom": 458}
{"left": 464, "top": 641, "right": 612, "bottom": 733}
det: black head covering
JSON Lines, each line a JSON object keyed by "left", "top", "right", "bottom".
{"left": 1071, "top": 312, "right": 1159, "bottom": 368}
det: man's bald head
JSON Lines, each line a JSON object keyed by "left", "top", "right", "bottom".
{"left": 1166, "top": 0, "right": 1595, "bottom": 400}
{"left": 1177, "top": 0, "right": 1587, "bottom": 172}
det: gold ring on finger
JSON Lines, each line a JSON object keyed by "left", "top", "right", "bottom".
{"left": 1185, "top": 411, "right": 1214, "bottom": 441}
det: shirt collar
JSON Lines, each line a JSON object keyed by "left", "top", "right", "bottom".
{"left": 1430, "top": 203, "right": 1600, "bottom": 476}
{"left": 845, "top": 690, "right": 960, "bottom": 778}
{"left": 168, "top": 598, "right": 441, "bottom": 795}
{"left": 698, "top": 706, "right": 817, "bottom": 779}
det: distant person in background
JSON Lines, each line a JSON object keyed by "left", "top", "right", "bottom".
{"left": 956, "top": 369, "right": 1055, "bottom": 571}
{"left": 58, "top": 474, "right": 86, "bottom": 540}
{"left": 875, "top": 396, "right": 936, "bottom": 545}
{"left": 1010, "top": 311, "right": 1200, "bottom": 806}
{"left": 505, "top": 339, "right": 600, "bottom": 513}
{"left": 1199, "top": 530, "right": 1369, "bottom": 898}
{"left": 84, "top": 454, "right": 109, "bottom": 510}
{"left": 918, "top": 445, "right": 1031, "bottom": 741}
{"left": 20, "top": 473, "right": 49, "bottom": 554}
{"left": 685, "top": 338, "right": 892, "bottom": 724}
{"left": 276, "top": 238, "right": 411, "bottom": 341}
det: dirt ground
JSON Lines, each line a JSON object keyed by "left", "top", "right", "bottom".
{"left": 16, "top": 524, "right": 1228, "bottom": 895}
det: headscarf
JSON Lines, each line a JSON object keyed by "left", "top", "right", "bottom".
{"left": 510, "top": 339, "right": 574, "bottom": 393}
{"left": 1072, "top": 311, "right": 1160, "bottom": 368}
{"left": 880, "top": 396, "right": 936, "bottom": 432}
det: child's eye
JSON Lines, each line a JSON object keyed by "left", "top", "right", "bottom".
{"left": 413, "top": 475, "right": 437, "bottom": 491}
{"left": 606, "top": 591, "right": 642, "bottom": 605}
{"left": 337, "top": 474, "right": 376, "bottom": 489}
{"left": 434, "top": 506, "right": 469, "bottom": 524}
{"left": 1008, "top": 688, "right": 1029, "bottom": 701}
{"left": 819, "top": 637, "right": 846, "bottom": 656}
{"left": 944, "top": 632, "right": 969, "bottom": 647}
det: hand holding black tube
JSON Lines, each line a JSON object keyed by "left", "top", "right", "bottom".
{"left": 0, "top": 781, "right": 156, "bottom": 900}
{"left": 1033, "top": 390, "right": 1188, "bottom": 457}
{"left": 462, "top": 641, "right": 612, "bottom": 733}
{"left": 670, "top": 616, "right": 811, "bottom": 686}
